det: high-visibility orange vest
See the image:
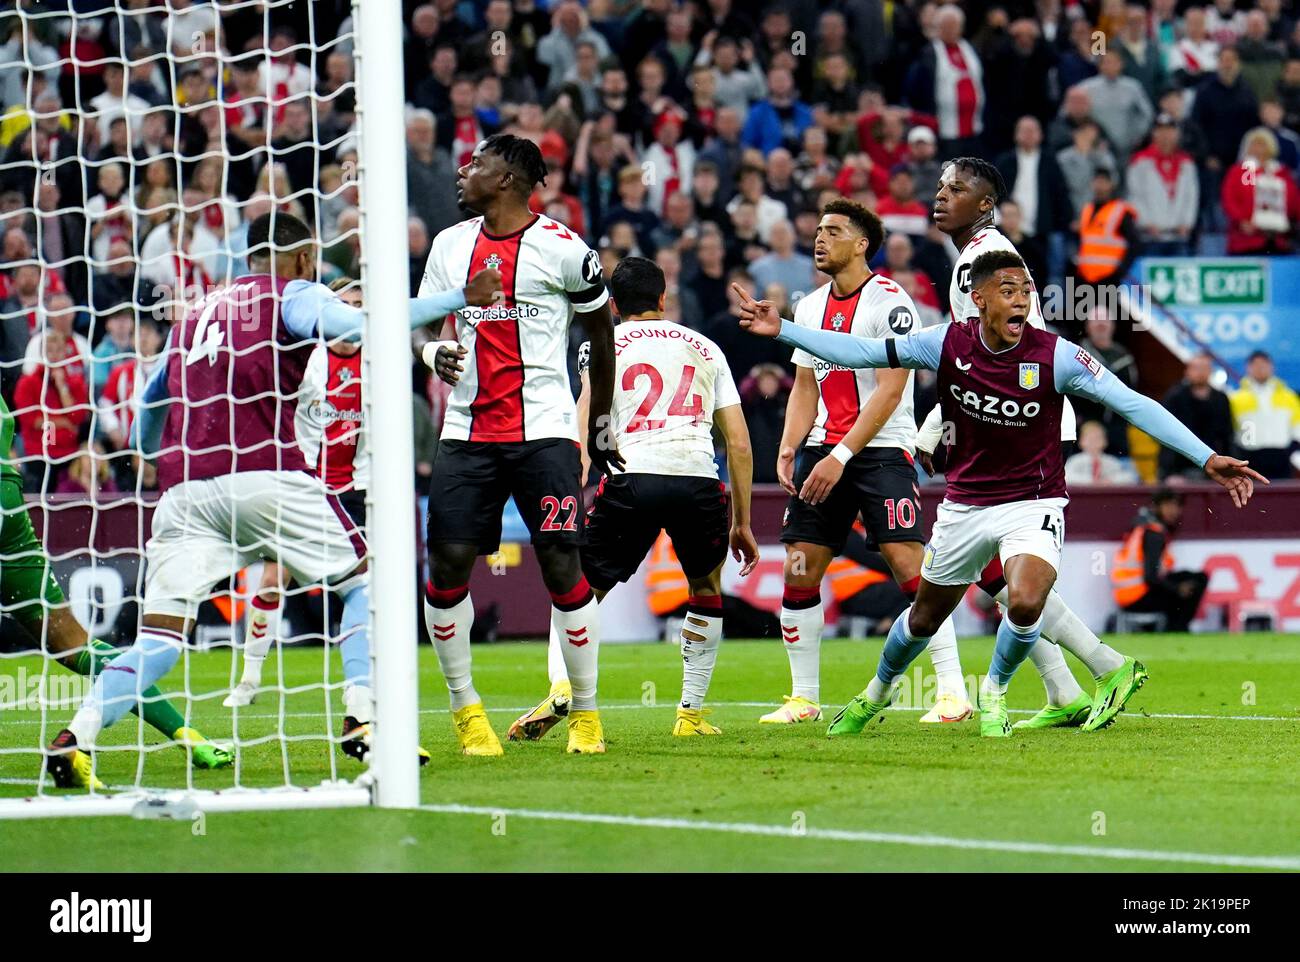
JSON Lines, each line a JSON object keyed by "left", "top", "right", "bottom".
{"left": 826, "top": 558, "right": 890, "bottom": 601}
{"left": 645, "top": 533, "right": 690, "bottom": 616}
{"left": 1077, "top": 199, "right": 1134, "bottom": 283}
{"left": 212, "top": 568, "right": 249, "bottom": 623}
{"left": 1111, "top": 522, "right": 1173, "bottom": 607}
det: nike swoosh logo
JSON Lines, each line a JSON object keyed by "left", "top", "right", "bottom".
{"left": 955, "top": 358, "right": 972, "bottom": 371}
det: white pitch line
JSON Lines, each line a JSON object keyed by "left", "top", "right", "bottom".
{"left": 419, "top": 802, "right": 1300, "bottom": 871}
{"left": 0, "top": 700, "right": 1296, "bottom": 726}
{"left": 715, "top": 701, "right": 1300, "bottom": 723}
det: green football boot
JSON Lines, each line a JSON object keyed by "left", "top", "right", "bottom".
{"left": 177, "top": 727, "right": 234, "bottom": 769}
{"left": 826, "top": 692, "right": 890, "bottom": 736}
{"left": 1081, "top": 657, "right": 1149, "bottom": 732}
{"left": 1012, "top": 692, "right": 1092, "bottom": 730}
{"left": 191, "top": 742, "right": 234, "bottom": 769}
{"left": 978, "top": 688, "right": 1012, "bottom": 738}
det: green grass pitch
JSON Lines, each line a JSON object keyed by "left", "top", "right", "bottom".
{"left": 2, "top": 633, "right": 1298, "bottom": 872}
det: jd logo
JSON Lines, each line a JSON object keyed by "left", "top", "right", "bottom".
{"left": 887, "top": 306, "right": 915, "bottom": 335}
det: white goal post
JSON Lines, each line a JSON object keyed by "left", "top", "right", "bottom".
{"left": 0, "top": 0, "right": 419, "bottom": 818}
{"left": 354, "top": 0, "right": 420, "bottom": 811}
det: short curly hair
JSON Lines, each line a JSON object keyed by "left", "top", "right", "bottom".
{"left": 820, "top": 198, "right": 885, "bottom": 260}
{"left": 943, "top": 156, "right": 1008, "bottom": 205}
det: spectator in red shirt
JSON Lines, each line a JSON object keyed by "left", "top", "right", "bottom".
{"left": 223, "top": 56, "right": 272, "bottom": 148}
{"left": 99, "top": 315, "right": 165, "bottom": 455}
{"left": 438, "top": 74, "right": 497, "bottom": 169}
{"left": 876, "top": 164, "right": 931, "bottom": 239}
{"left": 857, "top": 106, "right": 936, "bottom": 175}
{"left": 1222, "top": 127, "right": 1300, "bottom": 254}
{"left": 24, "top": 292, "right": 91, "bottom": 382}
{"left": 14, "top": 329, "right": 89, "bottom": 491}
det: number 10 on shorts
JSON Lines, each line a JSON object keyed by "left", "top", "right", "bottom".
{"left": 885, "top": 498, "right": 917, "bottom": 529}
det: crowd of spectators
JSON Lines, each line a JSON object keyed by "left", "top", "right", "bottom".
{"left": 1, "top": 0, "right": 1299, "bottom": 495}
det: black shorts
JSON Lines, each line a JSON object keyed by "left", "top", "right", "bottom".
{"left": 427, "top": 438, "right": 583, "bottom": 554}
{"left": 781, "top": 446, "right": 923, "bottom": 554}
{"left": 582, "top": 473, "right": 730, "bottom": 592}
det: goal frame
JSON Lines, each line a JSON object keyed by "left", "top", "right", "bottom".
{"left": 0, "top": 0, "right": 419, "bottom": 819}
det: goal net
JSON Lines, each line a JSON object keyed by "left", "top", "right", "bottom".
{"left": 0, "top": 0, "right": 418, "bottom": 817}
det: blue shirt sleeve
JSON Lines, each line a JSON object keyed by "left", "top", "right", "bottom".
{"left": 1053, "top": 339, "right": 1213, "bottom": 469}
{"left": 281, "top": 279, "right": 469, "bottom": 342}
{"left": 131, "top": 331, "right": 174, "bottom": 455}
{"left": 776, "top": 318, "right": 948, "bottom": 371}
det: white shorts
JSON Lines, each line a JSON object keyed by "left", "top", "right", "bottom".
{"left": 144, "top": 470, "right": 367, "bottom": 620}
{"left": 921, "top": 497, "right": 1067, "bottom": 587}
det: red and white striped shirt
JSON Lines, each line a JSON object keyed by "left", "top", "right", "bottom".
{"left": 932, "top": 39, "right": 983, "bottom": 140}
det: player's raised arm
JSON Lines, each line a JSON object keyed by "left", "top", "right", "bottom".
{"left": 1055, "top": 341, "right": 1268, "bottom": 507}
{"left": 735, "top": 282, "right": 948, "bottom": 372}
{"left": 282, "top": 270, "right": 502, "bottom": 344}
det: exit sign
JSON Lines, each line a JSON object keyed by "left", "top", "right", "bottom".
{"left": 1145, "top": 260, "right": 1268, "bottom": 306}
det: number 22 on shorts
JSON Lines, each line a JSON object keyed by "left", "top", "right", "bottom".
{"left": 540, "top": 495, "right": 579, "bottom": 532}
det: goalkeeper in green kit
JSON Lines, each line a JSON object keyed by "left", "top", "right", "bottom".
{"left": 1, "top": 395, "right": 232, "bottom": 788}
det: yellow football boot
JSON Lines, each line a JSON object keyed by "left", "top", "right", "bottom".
{"left": 565, "top": 709, "right": 606, "bottom": 754}
{"left": 507, "top": 680, "right": 572, "bottom": 741}
{"left": 758, "top": 695, "right": 822, "bottom": 724}
{"left": 919, "top": 691, "right": 974, "bottom": 724}
{"left": 70, "top": 749, "right": 105, "bottom": 790}
{"left": 44, "top": 730, "right": 105, "bottom": 790}
{"left": 672, "top": 707, "right": 722, "bottom": 736}
{"left": 452, "top": 703, "right": 504, "bottom": 757}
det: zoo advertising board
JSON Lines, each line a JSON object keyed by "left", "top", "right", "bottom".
{"left": 1139, "top": 257, "right": 1300, "bottom": 386}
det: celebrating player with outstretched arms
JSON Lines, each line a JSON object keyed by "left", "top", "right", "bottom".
{"left": 918, "top": 156, "right": 1140, "bottom": 732}
{"left": 43, "top": 212, "right": 501, "bottom": 788}
{"left": 738, "top": 250, "right": 1265, "bottom": 738}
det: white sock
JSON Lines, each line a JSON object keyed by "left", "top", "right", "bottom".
{"left": 1039, "top": 590, "right": 1125, "bottom": 678}
{"left": 240, "top": 595, "right": 281, "bottom": 687}
{"left": 926, "top": 616, "right": 965, "bottom": 699}
{"left": 547, "top": 621, "right": 569, "bottom": 687}
{"left": 425, "top": 592, "right": 480, "bottom": 711}
{"left": 981, "top": 673, "right": 1007, "bottom": 698}
{"left": 865, "top": 674, "right": 893, "bottom": 704}
{"left": 1027, "top": 639, "right": 1085, "bottom": 706}
{"left": 680, "top": 608, "right": 723, "bottom": 709}
{"left": 781, "top": 599, "right": 823, "bottom": 703}
{"left": 68, "top": 705, "right": 104, "bottom": 747}
{"left": 553, "top": 595, "right": 600, "bottom": 711}
{"left": 343, "top": 683, "right": 372, "bottom": 724}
